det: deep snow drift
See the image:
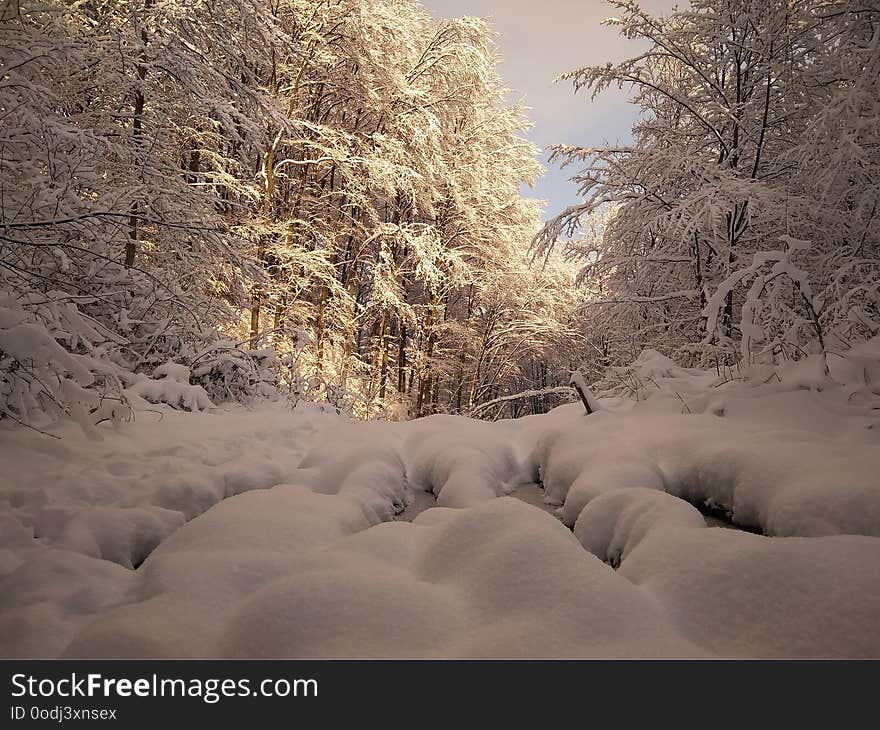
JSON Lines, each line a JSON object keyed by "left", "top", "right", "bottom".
{"left": 2, "top": 347, "right": 880, "bottom": 658}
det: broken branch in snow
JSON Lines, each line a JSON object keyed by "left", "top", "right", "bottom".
{"left": 570, "top": 371, "right": 601, "bottom": 415}
{"left": 469, "top": 386, "right": 578, "bottom": 418}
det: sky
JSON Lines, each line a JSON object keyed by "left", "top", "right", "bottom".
{"left": 421, "top": 0, "right": 677, "bottom": 219}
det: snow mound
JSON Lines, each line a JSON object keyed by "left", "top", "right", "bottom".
{"left": 404, "top": 415, "right": 529, "bottom": 507}
{"left": 0, "top": 404, "right": 327, "bottom": 572}
{"left": 52, "top": 506, "right": 186, "bottom": 569}
{"left": 63, "top": 497, "right": 702, "bottom": 658}
{"left": 530, "top": 385, "right": 880, "bottom": 537}
{"left": 0, "top": 549, "right": 133, "bottom": 658}
{"left": 61, "top": 490, "right": 877, "bottom": 658}
{"left": 60, "top": 484, "right": 373, "bottom": 658}
{"left": 621, "top": 528, "right": 880, "bottom": 657}
{"left": 294, "top": 419, "right": 407, "bottom": 523}
{"left": 573, "top": 488, "right": 706, "bottom": 567}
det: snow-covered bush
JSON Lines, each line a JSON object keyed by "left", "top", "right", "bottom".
{"left": 190, "top": 344, "right": 279, "bottom": 404}
{"left": 126, "top": 362, "right": 213, "bottom": 412}
{"left": 0, "top": 293, "right": 130, "bottom": 437}
{"left": 702, "top": 237, "right": 829, "bottom": 367}
{"left": 592, "top": 337, "right": 880, "bottom": 418}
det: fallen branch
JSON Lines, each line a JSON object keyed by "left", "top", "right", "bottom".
{"left": 469, "top": 386, "right": 577, "bottom": 418}
{"left": 570, "top": 371, "right": 602, "bottom": 415}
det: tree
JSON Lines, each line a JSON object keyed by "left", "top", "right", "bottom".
{"left": 537, "top": 0, "right": 880, "bottom": 371}
{"left": 2, "top": 0, "right": 571, "bottom": 426}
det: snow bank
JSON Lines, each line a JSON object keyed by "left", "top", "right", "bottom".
{"left": 125, "top": 362, "right": 213, "bottom": 411}
{"left": 0, "top": 549, "right": 133, "bottom": 658}
{"left": 294, "top": 418, "right": 407, "bottom": 523}
{"left": 0, "top": 402, "right": 417, "bottom": 657}
{"left": 573, "top": 488, "right": 706, "bottom": 567}
{"left": 621, "top": 527, "right": 880, "bottom": 657}
{"left": 0, "top": 402, "right": 331, "bottom": 573}
{"left": 54, "top": 488, "right": 880, "bottom": 659}
{"left": 52, "top": 506, "right": 186, "bottom": 569}
{"left": 3, "top": 343, "right": 880, "bottom": 658}
{"left": 529, "top": 356, "right": 880, "bottom": 538}
{"left": 61, "top": 497, "right": 702, "bottom": 658}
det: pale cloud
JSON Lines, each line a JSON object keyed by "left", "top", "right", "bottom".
{"left": 421, "top": 0, "right": 677, "bottom": 217}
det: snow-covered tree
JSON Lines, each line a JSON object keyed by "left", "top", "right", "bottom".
{"left": 2, "top": 0, "right": 570, "bottom": 427}
{"left": 537, "top": 0, "right": 880, "bottom": 371}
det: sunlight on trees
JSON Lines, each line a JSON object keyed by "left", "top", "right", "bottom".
{"left": 0, "top": 0, "right": 582, "bottom": 428}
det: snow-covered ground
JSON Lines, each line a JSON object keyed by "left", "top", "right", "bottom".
{"left": 2, "top": 347, "right": 880, "bottom": 658}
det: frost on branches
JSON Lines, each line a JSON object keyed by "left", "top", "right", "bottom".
{"left": 537, "top": 0, "right": 880, "bottom": 379}
{"left": 1, "top": 0, "right": 581, "bottom": 430}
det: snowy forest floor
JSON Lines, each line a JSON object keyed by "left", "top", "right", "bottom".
{"left": 2, "top": 352, "right": 880, "bottom": 658}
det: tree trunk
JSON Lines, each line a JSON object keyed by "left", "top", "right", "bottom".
{"left": 126, "top": 0, "right": 152, "bottom": 268}
{"left": 397, "top": 324, "right": 407, "bottom": 393}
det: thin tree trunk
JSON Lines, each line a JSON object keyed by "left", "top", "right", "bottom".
{"left": 126, "top": 0, "right": 152, "bottom": 268}
{"left": 397, "top": 324, "right": 407, "bottom": 393}
{"left": 378, "top": 314, "right": 390, "bottom": 400}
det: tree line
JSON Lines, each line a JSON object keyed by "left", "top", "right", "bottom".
{"left": 538, "top": 0, "right": 879, "bottom": 380}
{"left": 0, "top": 0, "right": 581, "bottom": 429}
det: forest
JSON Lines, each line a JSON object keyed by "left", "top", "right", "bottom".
{"left": 3, "top": 0, "right": 878, "bottom": 427}
{"left": 1, "top": 0, "right": 584, "bottom": 426}
{"left": 1, "top": 0, "right": 879, "bottom": 663}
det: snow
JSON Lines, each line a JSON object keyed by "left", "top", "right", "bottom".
{"left": 126, "top": 362, "right": 214, "bottom": 412}
{"left": 293, "top": 418, "right": 407, "bottom": 523}
{"left": 2, "top": 349, "right": 880, "bottom": 658}
{"left": 573, "top": 488, "right": 706, "bottom": 567}
{"left": 0, "top": 403, "right": 327, "bottom": 575}
{"left": 60, "top": 497, "right": 702, "bottom": 659}
{"left": 403, "top": 414, "right": 529, "bottom": 507}
{"left": 0, "top": 322, "right": 94, "bottom": 386}
{"left": 620, "top": 528, "right": 880, "bottom": 658}
{"left": 532, "top": 353, "right": 880, "bottom": 537}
